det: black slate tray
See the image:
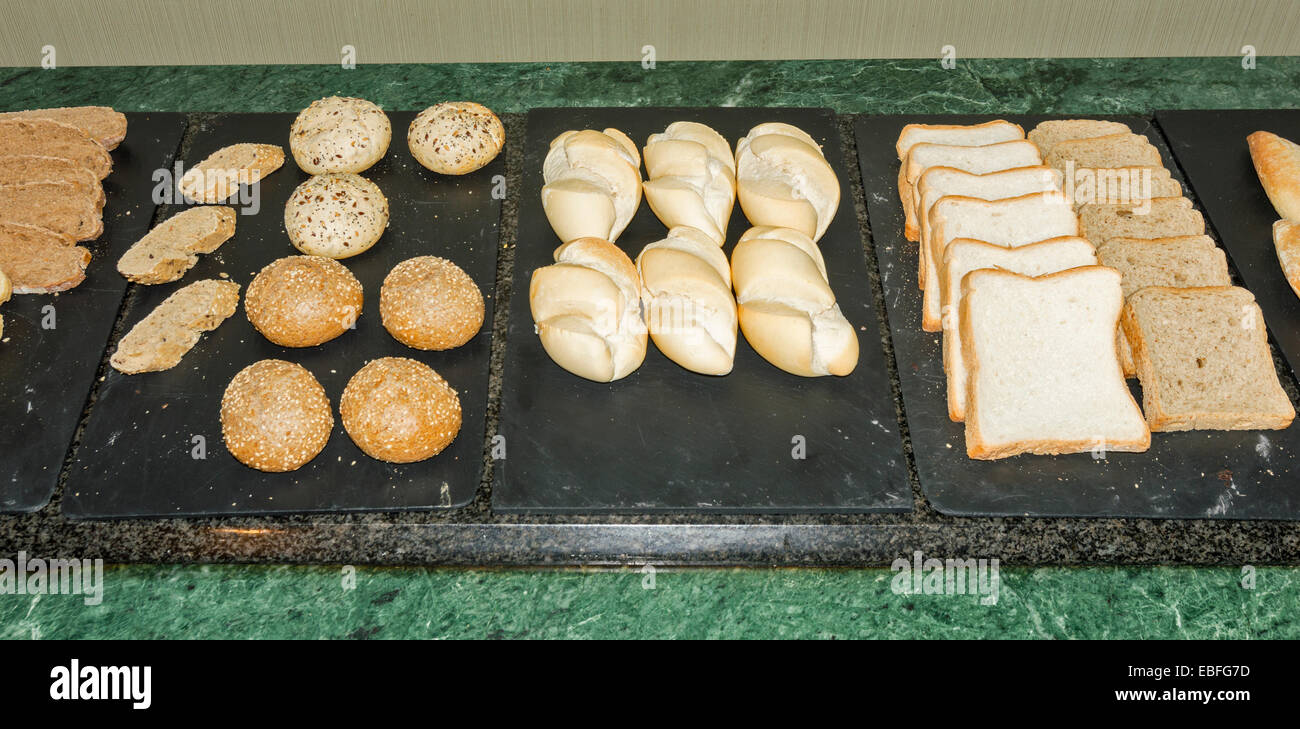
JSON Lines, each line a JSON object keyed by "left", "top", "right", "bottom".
{"left": 0, "top": 112, "right": 187, "bottom": 513}
{"left": 493, "top": 107, "right": 910, "bottom": 514}
{"left": 62, "top": 112, "right": 500, "bottom": 518}
{"left": 855, "top": 113, "right": 1300, "bottom": 520}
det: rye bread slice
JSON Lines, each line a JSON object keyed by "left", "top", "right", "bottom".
{"left": 0, "top": 106, "right": 127, "bottom": 150}
{"left": 0, "top": 220, "right": 91, "bottom": 293}
{"left": 118, "top": 206, "right": 237, "bottom": 284}
{"left": 1078, "top": 196, "right": 1203, "bottom": 247}
{"left": 110, "top": 279, "right": 241, "bottom": 374}
{"left": 0, "top": 154, "right": 104, "bottom": 207}
{"left": 1028, "top": 119, "right": 1131, "bottom": 157}
{"left": 179, "top": 144, "right": 285, "bottom": 204}
{"left": 1122, "top": 286, "right": 1295, "bottom": 431}
{"left": 0, "top": 118, "right": 112, "bottom": 179}
{"left": 0, "top": 181, "right": 103, "bottom": 241}
{"left": 1045, "top": 132, "right": 1163, "bottom": 174}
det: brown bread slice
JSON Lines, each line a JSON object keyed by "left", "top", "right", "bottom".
{"left": 0, "top": 220, "right": 91, "bottom": 293}
{"left": 118, "top": 206, "right": 237, "bottom": 284}
{"left": 1122, "top": 286, "right": 1295, "bottom": 431}
{"left": 110, "top": 279, "right": 241, "bottom": 374}
{"left": 1078, "top": 196, "right": 1203, "bottom": 248}
{"left": 0, "top": 119, "right": 112, "bottom": 179}
{"left": 0, "top": 182, "right": 103, "bottom": 241}
{"left": 0, "top": 107, "right": 127, "bottom": 150}
{"left": 1064, "top": 165, "right": 1181, "bottom": 208}
{"left": 1028, "top": 119, "right": 1131, "bottom": 157}
{"left": 179, "top": 144, "right": 284, "bottom": 203}
{"left": 0, "top": 154, "right": 104, "bottom": 207}
{"left": 1045, "top": 132, "right": 1163, "bottom": 174}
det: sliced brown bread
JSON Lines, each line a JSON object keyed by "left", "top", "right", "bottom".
{"left": 0, "top": 221, "right": 91, "bottom": 293}
{"left": 1045, "top": 132, "right": 1163, "bottom": 174}
{"left": 110, "top": 279, "right": 241, "bottom": 374}
{"left": 1077, "top": 196, "right": 1203, "bottom": 247}
{"left": 0, "top": 106, "right": 126, "bottom": 150}
{"left": 0, "top": 182, "right": 103, "bottom": 241}
{"left": 0, "top": 154, "right": 104, "bottom": 206}
{"left": 179, "top": 144, "right": 285, "bottom": 204}
{"left": 118, "top": 206, "right": 237, "bottom": 284}
{"left": 1028, "top": 119, "right": 1131, "bottom": 157}
{"left": 0, "top": 118, "right": 112, "bottom": 179}
{"left": 1064, "top": 165, "right": 1181, "bottom": 208}
{"left": 1122, "top": 286, "right": 1295, "bottom": 431}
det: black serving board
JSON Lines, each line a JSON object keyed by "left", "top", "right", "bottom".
{"left": 493, "top": 107, "right": 910, "bottom": 514}
{"left": 63, "top": 112, "right": 500, "bottom": 518}
{"left": 855, "top": 113, "right": 1300, "bottom": 519}
{"left": 0, "top": 113, "right": 187, "bottom": 513}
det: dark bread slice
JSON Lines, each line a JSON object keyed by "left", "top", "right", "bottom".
{"left": 0, "top": 154, "right": 104, "bottom": 206}
{"left": 0, "top": 220, "right": 91, "bottom": 293}
{"left": 0, "top": 106, "right": 126, "bottom": 150}
{"left": 0, "top": 119, "right": 112, "bottom": 179}
{"left": 110, "top": 279, "right": 241, "bottom": 374}
{"left": 0, "top": 182, "right": 103, "bottom": 241}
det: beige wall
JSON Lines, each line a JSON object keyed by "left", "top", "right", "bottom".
{"left": 4, "top": 0, "right": 1298, "bottom": 67}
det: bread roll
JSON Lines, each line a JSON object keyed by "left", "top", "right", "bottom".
{"left": 290, "top": 96, "right": 391, "bottom": 174}
{"left": 730, "top": 226, "right": 858, "bottom": 377}
{"left": 530, "top": 237, "right": 647, "bottom": 382}
{"left": 408, "top": 102, "right": 505, "bottom": 175}
{"left": 221, "top": 359, "right": 333, "bottom": 472}
{"left": 642, "top": 122, "right": 736, "bottom": 244}
{"left": 636, "top": 226, "right": 736, "bottom": 375}
{"left": 341, "top": 357, "right": 462, "bottom": 463}
{"left": 245, "top": 255, "right": 363, "bottom": 347}
{"left": 735, "top": 123, "right": 839, "bottom": 242}
{"left": 285, "top": 173, "right": 388, "bottom": 259}
{"left": 380, "top": 256, "right": 483, "bottom": 350}
{"left": 541, "top": 128, "right": 642, "bottom": 243}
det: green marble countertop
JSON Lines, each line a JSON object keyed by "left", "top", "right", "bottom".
{"left": 2, "top": 58, "right": 1299, "bottom": 639}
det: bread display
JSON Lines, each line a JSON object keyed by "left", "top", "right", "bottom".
{"left": 0, "top": 154, "right": 104, "bottom": 206}
{"left": 900, "top": 139, "right": 1040, "bottom": 241}
{"left": 1027, "top": 119, "right": 1130, "bottom": 157}
{"left": 895, "top": 121, "right": 1026, "bottom": 239}
{"left": 408, "top": 102, "right": 505, "bottom": 175}
{"left": 0, "top": 221, "right": 90, "bottom": 293}
{"left": 641, "top": 121, "right": 736, "bottom": 244}
{"left": 541, "top": 128, "right": 642, "bottom": 243}
{"left": 730, "top": 226, "right": 857, "bottom": 377}
{"left": 1273, "top": 219, "right": 1300, "bottom": 300}
{"left": 289, "top": 96, "right": 391, "bottom": 175}
{"left": 529, "top": 236, "right": 647, "bottom": 382}
{"left": 1247, "top": 130, "right": 1300, "bottom": 222}
{"left": 117, "top": 206, "right": 236, "bottom": 284}
{"left": 380, "top": 256, "right": 483, "bottom": 350}
{"left": 284, "top": 172, "right": 388, "bottom": 259}
{"left": 340, "top": 357, "right": 462, "bottom": 463}
{"left": 1122, "top": 286, "right": 1295, "bottom": 431}
{"left": 1077, "top": 196, "right": 1204, "bottom": 246}
{"left": 636, "top": 226, "right": 737, "bottom": 375}
{"left": 0, "top": 106, "right": 127, "bottom": 149}
{"left": 0, "top": 181, "right": 103, "bottom": 241}
{"left": 110, "top": 280, "right": 241, "bottom": 374}
{"left": 961, "top": 266, "right": 1150, "bottom": 459}
{"left": 735, "top": 122, "right": 840, "bottom": 242}
{"left": 0, "top": 118, "right": 112, "bottom": 179}
{"left": 178, "top": 143, "right": 284, "bottom": 204}
{"left": 1044, "top": 132, "right": 1163, "bottom": 174}
{"left": 221, "top": 359, "right": 334, "bottom": 472}
{"left": 245, "top": 255, "right": 363, "bottom": 348}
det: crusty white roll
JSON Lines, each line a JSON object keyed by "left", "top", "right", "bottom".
{"left": 735, "top": 123, "right": 840, "bottom": 243}
{"left": 541, "top": 128, "right": 642, "bottom": 243}
{"left": 636, "top": 226, "right": 737, "bottom": 375}
{"left": 642, "top": 122, "right": 736, "bottom": 244}
{"left": 530, "top": 237, "right": 648, "bottom": 382}
{"left": 730, "top": 226, "right": 858, "bottom": 377}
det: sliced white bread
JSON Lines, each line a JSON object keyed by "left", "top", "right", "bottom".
{"left": 899, "top": 139, "right": 1040, "bottom": 242}
{"left": 1078, "top": 196, "right": 1204, "bottom": 247}
{"left": 941, "top": 236, "right": 1098, "bottom": 422}
{"left": 1027, "top": 119, "right": 1131, "bottom": 157}
{"left": 961, "top": 266, "right": 1150, "bottom": 459}
{"left": 1122, "top": 286, "right": 1294, "bottom": 431}
{"left": 1063, "top": 165, "right": 1181, "bottom": 209}
{"left": 895, "top": 120, "right": 1025, "bottom": 161}
{"left": 924, "top": 190, "right": 1079, "bottom": 331}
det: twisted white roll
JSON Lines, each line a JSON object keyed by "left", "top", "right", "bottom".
{"left": 541, "top": 128, "right": 642, "bottom": 244}
{"left": 642, "top": 122, "right": 736, "bottom": 244}
{"left": 735, "top": 123, "right": 840, "bottom": 242}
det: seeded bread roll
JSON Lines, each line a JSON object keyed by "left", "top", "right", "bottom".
{"left": 221, "top": 359, "right": 334, "bottom": 472}
{"left": 408, "top": 102, "right": 505, "bottom": 175}
{"left": 117, "top": 206, "right": 236, "bottom": 284}
{"left": 340, "top": 357, "right": 462, "bottom": 463}
{"left": 0, "top": 106, "right": 127, "bottom": 150}
{"left": 284, "top": 173, "right": 388, "bottom": 259}
{"left": 380, "top": 256, "right": 483, "bottom": 350}
{"left": 245, "top": 255, "right": 363, "bottom": 348}
{"left": 0, "top": 118, "right": 112, "bottom": 179}
{"left": 110, "top": 279, "right": 241, "bottom": 374}
{"left": 0, "top": 221, "right": 91, "bottom": 294}
{"left": 290, "top": 96, "right": 391, "bottom": 174}
{"left": 0, "top": 154, "right": 104, "bottom": 206}
{"left": 179, "top": 143, "right": 284, "bottom": 204}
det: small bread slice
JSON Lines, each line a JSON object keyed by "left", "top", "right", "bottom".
{"left": 178, "top": 143, "right": 285, "bottom": 204}
{"left": 1077, "top": 196, "right": 1203, "bottom": 247}
{"left": 0, "top": 154, "right": 105, "bottom": 206}
{"left": 110, "top": 279, "right": 241, "bottom": 374}
{"left": 1122, "top": 286, "right": 1294, "bottom": 431}
{"left": 895, "top": 120, "right": 1025, "bottom": 160}
{"left": 1045, "top": 132, "right": 1163, "bottom": 174}
{"left": 925, "top": 190, "right": 1079, "bottom": 331}
{"left": 962, "top": 266, "right": 1150, "bottom": 459}
{"left": 1028, "top": 119, "right": 1132, "bottom": 157}
{"left": 1248, "top": 131, "right": 1300, "bottom": 221}
{"left": 1273, "top": 219, "right": 1300, "bottom": 299}
{"left": 0, "top": 221, "right": 91, "bottom": 293}
{"left": 0, "top": 106, "right": 127, "bottom": 150}
{"left": 900, "top": 139, "right": 1040, "bottom": 242}
{"left": 0, "top": 182, "right": 103, "bottom": 241}
{"left": 1063, "top": 165, "right": 1181, "bottom": 208}
{"left": 118, "top": 206, "right": 237, "bottom": 284}
{"left": 0, "top": 118, "right": 112, "bottom": 179}
{"left": 942, "top": 236, "right": 1098, "bottom": 422}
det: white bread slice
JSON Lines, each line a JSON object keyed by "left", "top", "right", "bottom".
{"left": 895, "top": 120, "right": 1025, "bottom": 161}
{"left": 961, "top": 266, "right": 1150, "bottom": 459}
{"left": 941, "top": 236, "right": 1098, "bottom": 422}
{"left": 900, "top": 139, "right": 1040, "bottom": 242}
{"left": 924, "top": 191, "right": 1079, "bottom": 331}
{"left": 915, "top": 165, "right": 1061, "bottom": 289}
{"left": 1027, "top": 119, "right": 1131, "bottom": 157}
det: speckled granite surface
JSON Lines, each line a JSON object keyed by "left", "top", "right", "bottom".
{"left": 2, "top": 59, "right": 1300, "bottom": 638}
